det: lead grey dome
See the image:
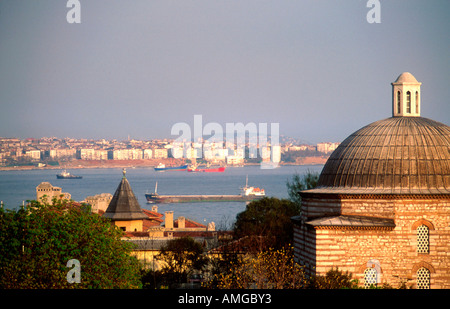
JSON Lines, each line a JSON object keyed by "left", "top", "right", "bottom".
{"left": 316, "top": 117, "right": 450, "bottom": 195}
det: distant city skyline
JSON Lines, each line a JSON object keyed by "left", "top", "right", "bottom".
{"left": 0, "top": 1, "right": 449, "bottom": 144}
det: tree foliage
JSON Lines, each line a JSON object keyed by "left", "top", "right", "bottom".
{"left": 286, "top": 170, "right": 319, "bottom": 207}
{"left": 311, "top": 268, "right": 359, "bottom": 289}
{"left": 0, "top": 198, "right": 142, "bottom": 289}
{"left": 152, "top": 237, "right": 209, "bottom": 288}
{"left": 233, "top": 197, "right": 299, "bottom": 249}
{"left": 210, "top": 245, "right": 308, "bottom": 289}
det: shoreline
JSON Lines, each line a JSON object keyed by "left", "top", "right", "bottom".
{"left": 0, "top": 157, "right": 327, "bottom": 172}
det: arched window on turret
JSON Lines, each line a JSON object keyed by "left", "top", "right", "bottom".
{"left": 406, "top": 91, "right": 411, "bottom": 113}
{"left": 397, "top": 91, "right": 401, "bottom": 114}
{"left": 415, "top": 91, "right": 419, "bottom": 114}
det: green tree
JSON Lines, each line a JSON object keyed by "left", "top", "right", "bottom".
{"left": 311, "top": 268, "right": 359, "bottom": 289}
{"left": 233, "top": 197, "right": 299, "bottom": 249}
{"left": 212, "top": 245, "right": 308, "bottom": 289}
{"left": 155, "top": 237, "right": 208, "bottom": 287}
{"left": 0, "top": 198, "right": 142, "bottom": 289}
{"left": 286, "top": 170, "right": 319, "bottom": 207}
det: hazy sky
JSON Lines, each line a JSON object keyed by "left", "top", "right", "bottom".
{"left": 0, "top": 0, "right": 449, "bottom": 143}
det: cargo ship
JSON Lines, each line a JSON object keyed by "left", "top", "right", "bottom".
{"left": 187, "top": 166, "right": 226, "bottom": 173}
{"left": 56, "top": 170, "right": 82, "bottom": 179}
{"left": 154, "top": 163, "right": 188, "bottom": 171}
{"left": 145, "top": 178, "right": 265, "bottom": 204}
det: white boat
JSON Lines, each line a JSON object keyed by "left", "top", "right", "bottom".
{"left": 240, "top": 175, "right": 265, "bottom": 197}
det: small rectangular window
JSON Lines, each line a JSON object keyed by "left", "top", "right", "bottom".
{"left": 415, "top": 91, "right": 419, "bottom": 114}
{"left": 406, "top": 91, "right": 411, "bottom": 113}
{"left": 417, "top": 225, "right": 429, "bottom": 254}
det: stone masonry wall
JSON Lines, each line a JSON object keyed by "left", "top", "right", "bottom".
{"left": 293, "top": 194, "right": 450, "bottom": 288}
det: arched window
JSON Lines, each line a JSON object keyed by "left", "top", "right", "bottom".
{"left": 363, "top": 268, "right": 377, "bottom": 288}
{"left": 416, "top": 267, "right": 430, "bottom": 289}
{"left": 397, "top": 91, "right": 401, "bottom": 114}
{"left": 417, "top": 224, "right": 429, "bottom": 254}
{"left": 415, "top": 91, "right": 419, "bottom": 114}
{"left": 406, "top": 91, "right": 411, "bottom": 113}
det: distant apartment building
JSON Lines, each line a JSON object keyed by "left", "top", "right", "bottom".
{"left": 170, "top": 145, "right": 183, "bottom": 159}
{"left": 111, "top": 148, "right": 143, "bottom": 160}
{"left": 153, "top": 148, "right": 168, "bottom": 159}
{"left": 317, "top": 142, "right": 340, "bottom": 154}
{"left": 272, "top": 145, "right": 281, "bottom": 163}
{"left": 226, "top": 155, "right": 244, "bottom": 165}
{"left": 143, "top": 149, "right": 153, "bottom": 159}
{"left": 204, "top": 148, "right": 227, "bottom": 162}
{"left": 49, "top": 148, "right": 77, "bottom": 159}
{"left": 78, "top": 148, "right": 108, "bottom": 160}
{"left": 0, "top": 152, "right": 7, "bottom": 164}
{"left": 260, "top": 146, "right": 271, "bottom": 161}
{"left": 25, "top": 149, "right": 41, "bottom": 161}
{"left": 288, "top": 145, "right": 315, "bottom": 152}
{"left": 260, "top": 145, "right": 281, "bottom": 163}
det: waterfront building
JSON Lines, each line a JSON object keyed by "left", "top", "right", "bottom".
{"left": 226, "top": 155, "right": 244, "bottom": 166}
{"left": 153, "top": 148, "right": 169, "bottom": 159}
{"left": 84, "top": 193, "right": 113, "bottom": 214}
{"left": 292, "top": 73, "right": 450, "bottom": 288}
{"left": 78, "top": 148, "right": 108, "bottom": 160}
{"left": 317, "top": 142, "right": 340, "bottom": 154}
{"left": 49, "top": 148, "right": 77, "bottom": 159}
{"left": 25, "top": 149, "right": 41, "bottom": 161}
{"left": 111, "top": 148, "right": 143, "bottom": 160}
{"left": 143, "top": 149, "right": 153, "bottom": 159}
{"left": 36, "top": 182, "right": 71, "bottom": 202}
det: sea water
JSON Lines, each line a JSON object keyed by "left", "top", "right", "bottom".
{"left": 0, "top": 165, "right": 323, "bottom": 227}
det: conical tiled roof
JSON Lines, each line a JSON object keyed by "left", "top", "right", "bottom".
{"left": 104, "top": 170, "right": 148, "bottom": 220}
{"left": 313, "top": 117, "right": 450, "bottom": 195}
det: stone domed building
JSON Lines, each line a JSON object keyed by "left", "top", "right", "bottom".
{"left": 292, "top": 72, "right": 450, "bottom": 289}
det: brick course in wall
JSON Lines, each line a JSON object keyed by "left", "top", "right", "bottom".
{"left": 293, "top": 194, "right": 450, "bottom": 289}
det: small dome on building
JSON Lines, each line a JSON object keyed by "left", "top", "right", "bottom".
{"left": 394, "top": 72, "right": 419, "bottom": 83}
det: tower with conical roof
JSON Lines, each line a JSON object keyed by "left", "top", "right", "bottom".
{"left": 104, "top": 169, "right": 148, "bottom": 232}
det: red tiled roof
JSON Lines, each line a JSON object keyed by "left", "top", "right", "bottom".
{"left": 143, "top": 218, "right": 163, "bottom": 229}
{"left": 165, "top": 230, "right": 217, "bottom": 238}
{"left": 142, "top": 208, "right": 163, "bottom": 218}
{"left": 174, "top": 217, "right": 206, "bottom": 228}
{"left": 123, "top": 231, "right": 150, "bottom": 238}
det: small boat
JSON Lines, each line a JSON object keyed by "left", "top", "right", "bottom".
{"left": 240, "top": 175, "right": 265, "bottom": 196}
{"left": 56, "top": 170, "right": 82, "bottom": 179}
{"left": 154, "top": 163, "right": 188, "bottom": 171}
